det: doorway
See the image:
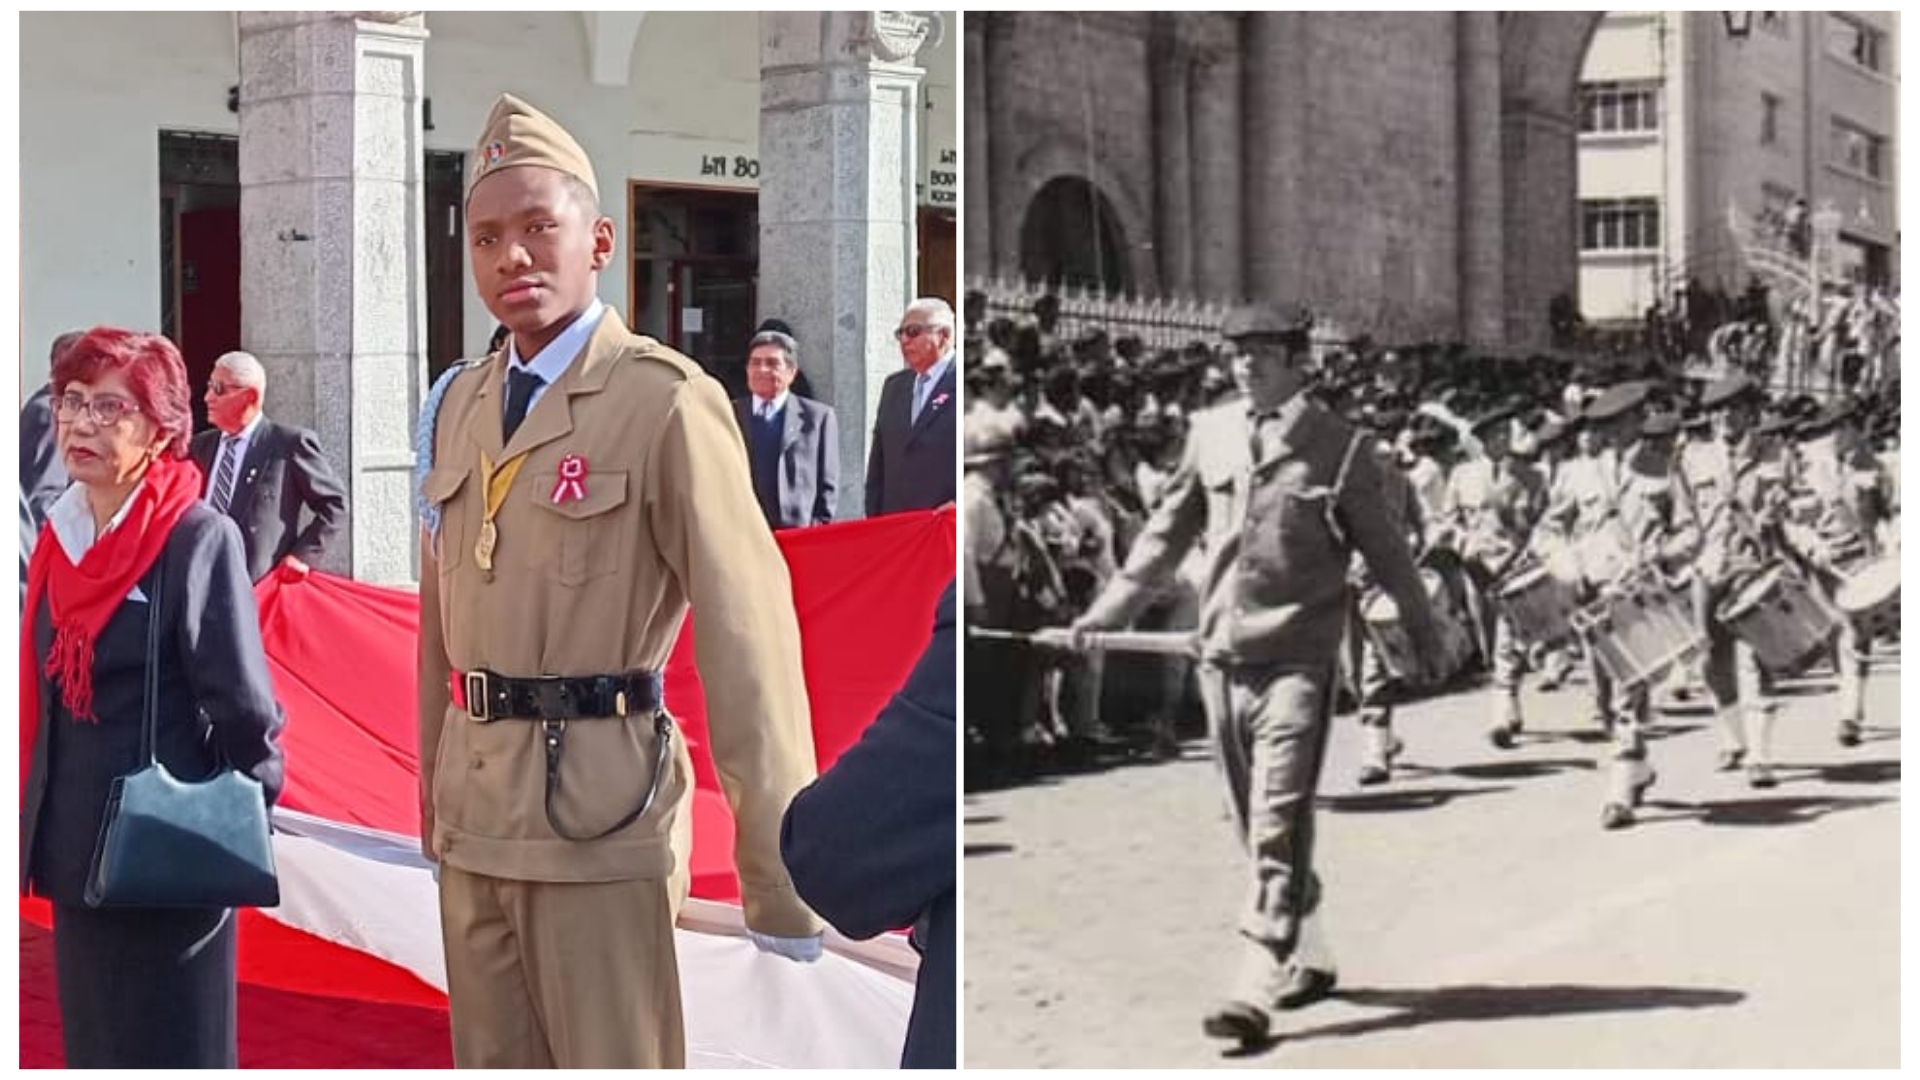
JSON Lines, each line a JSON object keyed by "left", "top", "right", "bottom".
{"left": 919, "top": 207, "right": 957, "bottom": 307}
{"left": 160, "top": 130, "right": 241, "bottom": 434}
{"left": 629, "top": 183, "right": 758, "bottom": 399}
{"left": 425, "top": 150, "right": 467, "bottom": 382}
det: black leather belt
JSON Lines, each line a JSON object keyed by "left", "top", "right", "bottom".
{"left": 453, "top": 669, "right": 664, "bottom": 722}
{"left": 450, "top": 669, "right": 672, "bottom": 842}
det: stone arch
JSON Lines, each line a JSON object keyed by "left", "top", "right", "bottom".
{"left": 1019, "top": 176, "right": 1134, "bottom": 295}
{"left": 1002, "top": 135, "right": 1154, "bottom": 296}
{"left": 1499, "top": 11, "right": 1606, "bottom": 347}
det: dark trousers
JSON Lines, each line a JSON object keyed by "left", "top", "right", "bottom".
{"left": 54, "top": 903, "right": 239, "bottom": 1068}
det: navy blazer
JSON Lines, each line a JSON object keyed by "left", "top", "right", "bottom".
{"left": 780, "top": 581, "right": 956, "bottom": 1068}
{"left": 190, "top": 418, "right": 349, "bottom": 583}
{"left": 864, "top": 362, "right": 958, "bottom": 518}
{"left": 731, "top": 394, "right": 841, "bottom": 529}
{"left": 22, "top": 504, "right": 286, "bottom": 904}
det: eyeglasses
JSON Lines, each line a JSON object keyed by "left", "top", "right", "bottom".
{"left": 56, "top": 392, "right": 141, "bottom": 427}
{"left": 207, "top": 381, "right": 244, "bottom": 396}
{"left": 894, "top": 323, "right": 948, "bottom": 342}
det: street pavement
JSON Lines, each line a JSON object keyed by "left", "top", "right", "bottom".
{"left": 963, "top": 643, "right": 1900, "bottom": 1068}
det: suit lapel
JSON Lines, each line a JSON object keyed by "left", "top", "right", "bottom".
{"left": 497, "top": 308, "right": 623, "bottom": 463}
{"left": 230, "top": 421, "right": 277, "bottom": 513}
{"left": 906, "top": 368, "right": 956, "bottom": 446}
{"left": 781, "top": 397, "right": 806, "bottom": 453}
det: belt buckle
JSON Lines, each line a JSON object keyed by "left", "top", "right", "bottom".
{"left": 466, "top": 671, "right": 493, "bottom": 721}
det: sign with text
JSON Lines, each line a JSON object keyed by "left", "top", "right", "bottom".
{"left": 629, "top": 133, "right": 760, "bottom": 190}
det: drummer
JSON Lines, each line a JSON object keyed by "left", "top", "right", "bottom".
{"left": 1521, "top": 416, "right": 1582, "bottom": 691}
{"left": 1350, "top": 407, "right": 1429, "bottom": 786}
{"left": 1782, "top": 400, "right": 1882, "bottom": 748}
{"left": 1444, "top": 401, "right": 1549, "bottom": 748}
{"left": 1579, "top": 384, "right": 1705, "bottom": 829}
{"left": 1691, "top": 373, "right": 1785, "bottom": 786}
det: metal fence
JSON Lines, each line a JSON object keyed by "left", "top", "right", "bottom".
{"left": 968, "top": 276, "right": 1234, "bottom": 352}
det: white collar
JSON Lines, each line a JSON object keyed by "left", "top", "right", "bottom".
{"left": 506, "top": 299, "right": 607, "bottom": 387}
{"left": 221, "top": 412, "right": 264, "bottom": 444}
{"left": 916, "top": 351, "right": 955, "bottom": 386}
{"left": 752, "top": 391, "right": 791, "bottom": 417}
{"left": 49, "top": 478, "right": 146, "bottom": 564}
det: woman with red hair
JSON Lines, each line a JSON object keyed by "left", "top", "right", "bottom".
{"left": 20, "top": 327, "right": 284, "bottom": 1068}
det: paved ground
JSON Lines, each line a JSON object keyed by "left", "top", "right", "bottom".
{"left": 964, "top": 645, "right": 1900, "bottom": 1068}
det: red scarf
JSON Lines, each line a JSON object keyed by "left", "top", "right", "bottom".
{"left": 20, "top": 455, "right": 203, "bottom": 796}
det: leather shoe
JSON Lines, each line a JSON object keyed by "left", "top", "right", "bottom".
{"left": 1355, "top": 762, "right": 1390, "bottom": 787}
{"left": 1600, "top": 802, "right": 1633, "bottom": 830}
{"left": 1837, "top": 721, "right": 1863, "bottom": 748}
{"left": 1746, "top": 762, "right": 1778, "bottom": 789}
{"left": 1201, "top": 1000, "right": 1270, "bottom": 1045}
{"left": 1714, "top": 747, "right": 1746, "bottom": 772}
{"left": 1629, "top": 767, "right": 1657, "bottom": 807}
{"left": 1273, "top": 965, "right": 1338, "bottom": 1010}
{"left": 1488, "top": 726, "right": 1516, "bottom": 750}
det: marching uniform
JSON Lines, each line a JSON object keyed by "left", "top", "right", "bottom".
{"left": 1076, "top": 305, "right": 1439, "bottom": 1042}
{"left": 1350, "top": 433, "right": 1429, "bottom": 784}
{"left": 418, "top": 95, "right": 821, "bottom": 1069}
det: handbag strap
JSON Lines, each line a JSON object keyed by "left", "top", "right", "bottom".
{"left": 142, "top": 557, "right": 165, "bottom": 767}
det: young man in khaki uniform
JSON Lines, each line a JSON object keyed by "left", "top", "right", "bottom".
{"left": 416, "top": 94, "right": 823, "bottom": 1068}
{"left": 1066, "top": 304, "right": 1447, "bottom": 1046}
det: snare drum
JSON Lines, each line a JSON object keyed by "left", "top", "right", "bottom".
{"left": 1715, "top": 565, "right": 1841, "bottom": 674}
{"left": 1362, "top": 570, "right": 1473, "bottom": 684}
{"left": 1834, "top": 553, "right": 1900, "bottom": 635}
{"left": 1497, "top": 563, "right": 1581, "bottom": 648}
{"left": 1572, "top": 569, "right": 1706, "bottom": 692}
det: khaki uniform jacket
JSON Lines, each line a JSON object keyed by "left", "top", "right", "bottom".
{"left": 1118, "top": 393, "right": 1431, "bottom": 667}
{"left": 417, "top": 310, "right": 823, "bottom": 938}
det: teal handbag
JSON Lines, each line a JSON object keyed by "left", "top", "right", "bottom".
{"left": 83, "top": 559, "right": 280, "bottom": 909}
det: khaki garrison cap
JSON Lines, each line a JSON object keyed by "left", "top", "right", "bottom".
{"left": 467, "top": 93, "right": 599, "bottom": 204}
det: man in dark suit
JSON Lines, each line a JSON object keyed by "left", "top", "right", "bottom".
{"left": 780, "top": 580, "right": 956, "bottom": 1069}
{"left": 732, "top": 330, "right": 839, "bottom": 529}
{"left": 864, "top": 297, "right": 958, "bottom": 518}
{"left": 20, "top": 331, "right": 84, "bottom": 602}
{"left": 189, "top": 350, "right": 349, "bottom": 583}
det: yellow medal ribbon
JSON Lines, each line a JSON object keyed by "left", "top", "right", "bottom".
{"left": 474, "top": 449, "right": 530, "bottom": 572}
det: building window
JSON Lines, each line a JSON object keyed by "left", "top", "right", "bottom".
{"left": 1829, "top": 117, "right": 1887, "bottom": 180}
{"left": 1760, "top": 93, "right": 1781, "bottom": 146}
{"left": 1581, "top": 199, "right": 1662, "bottom": 252}
{"left": 1826, "top": 14, "right": 1885, "bottom": 73}
{"left": 1580, "top": 81, "right": 1660, "bottom": 135}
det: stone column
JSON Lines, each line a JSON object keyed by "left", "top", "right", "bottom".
{"left": 1190, "top": 13, "right": 1244, "bottom": 303}
{"left": 1456, "top": 11, "right": 1505, "bottom": 347}
{"left": 759, "top": 11, "right": 927, "bottom": 518}
{"left": 964, "top": 15, "right": 990, "bottom": 274}
{"left": 1150, "top": 15, "right": 1194, "bottom": 296}
{"left": 237, "top": 11, "right": 428, "bottom": 585}
{"left": 1242, "top": 11, "right": 1307, "bottom": 306}
{"left": 983, "top": 15, "right": 1024, "bottom": 280}
{"left": 1502, "top": 104, "right": 1580, "bottom": 349}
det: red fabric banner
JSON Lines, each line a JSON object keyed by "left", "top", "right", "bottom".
{"left": 254, "top": 507, "right": 955, "bottom": 900}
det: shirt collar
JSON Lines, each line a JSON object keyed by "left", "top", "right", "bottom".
{"left": 225, "top": 413, "right": 263, "bottom": 444}
{"left": 917, "top": 351, "right": 955, "bottom": 387}
{"left": 753, "top": 391, "right": 791, "bottom": 417}
{"left": 49, "top": 477, "right": 145, "bottom": 563}
{"left": 506, "top": 299, "right": 606, "bottom": 387}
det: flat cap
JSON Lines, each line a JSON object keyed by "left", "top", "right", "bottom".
{"left": 1221, "top": 303, "right": 1312, "bottom": 342}
{"left": 468, "top": 93, "right": 598, "bottom": 204}
{"left": 1639, "top": 410, "right": 1681, "bottom": 438}
{"left": 1584, "top": 380, "right": 1651, "bottom": 423}
{"left": 1700, "top": 372, "right": 1762, "bottom": 411}
{"left": 1796, "top": 398, "right": 1860, "bottom": 439}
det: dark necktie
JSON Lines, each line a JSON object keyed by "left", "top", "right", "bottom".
{"left": 211, "top": 435, "right": 241, "bottom": 512}
{"left": 504, "top": 367, "right": 544, "bottom": 443}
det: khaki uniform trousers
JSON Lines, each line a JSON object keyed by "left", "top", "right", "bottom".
{"left": 438, "top": 861, "right": 687, "bottom": 1068}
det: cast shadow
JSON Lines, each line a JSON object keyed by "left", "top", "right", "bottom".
{"left": 1224, "top": 981, "right": 1745, "bottom": 1057}
{"left": 1319, "top": 784, "right": 1513, "bottom": 814}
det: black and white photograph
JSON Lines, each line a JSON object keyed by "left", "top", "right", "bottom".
{"left": 962, "top": 11, "right": 1899, "bottom": 1067}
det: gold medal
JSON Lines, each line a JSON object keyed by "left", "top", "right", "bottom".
{"left": 475, "top": 519, "right": 498, "bottom": 571}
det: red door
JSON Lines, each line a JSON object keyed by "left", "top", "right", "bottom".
{"left": 178, "top": 206, "right": 242, "bottom": 428}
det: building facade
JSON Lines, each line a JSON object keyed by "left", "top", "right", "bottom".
{"left": 1576, "top": 10, "right": 1899, "bottom": 325}
{"left": 21, "top": 11, "right": 957, "bottom": 583}
{"left": 969, "top": 12, "right": 1608, "bottom": 350}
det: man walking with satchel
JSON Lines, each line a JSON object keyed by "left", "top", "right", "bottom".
{"left": 416, "top": 94, "right": 824, "bottom": 1068}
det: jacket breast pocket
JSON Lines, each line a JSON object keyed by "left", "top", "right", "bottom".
{"left": 527, "top": 470, "right": 630, "bottom": 586}
{"left": 1241, "top": 464, "right": 1336, "bottom": 581}
{"left": 421, "top": 464, "right": 472, "bottom": 573}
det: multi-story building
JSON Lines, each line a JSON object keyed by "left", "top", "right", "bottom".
{"left": 1577, "top": 10, "right": 1898, "bottom": 327}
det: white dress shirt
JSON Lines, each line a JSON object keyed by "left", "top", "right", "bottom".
{"left": 203, "top": 412, "right": 264, "bottom": 509}
{"left": 505, "top": 298, "right": 607, "bottom": 412}
{"left": 49, "top": 480, "right": 148, "bottom": 600}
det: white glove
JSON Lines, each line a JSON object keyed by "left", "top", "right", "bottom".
{"left": 747, "top": 929, "right": 824, "bottom": 963}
